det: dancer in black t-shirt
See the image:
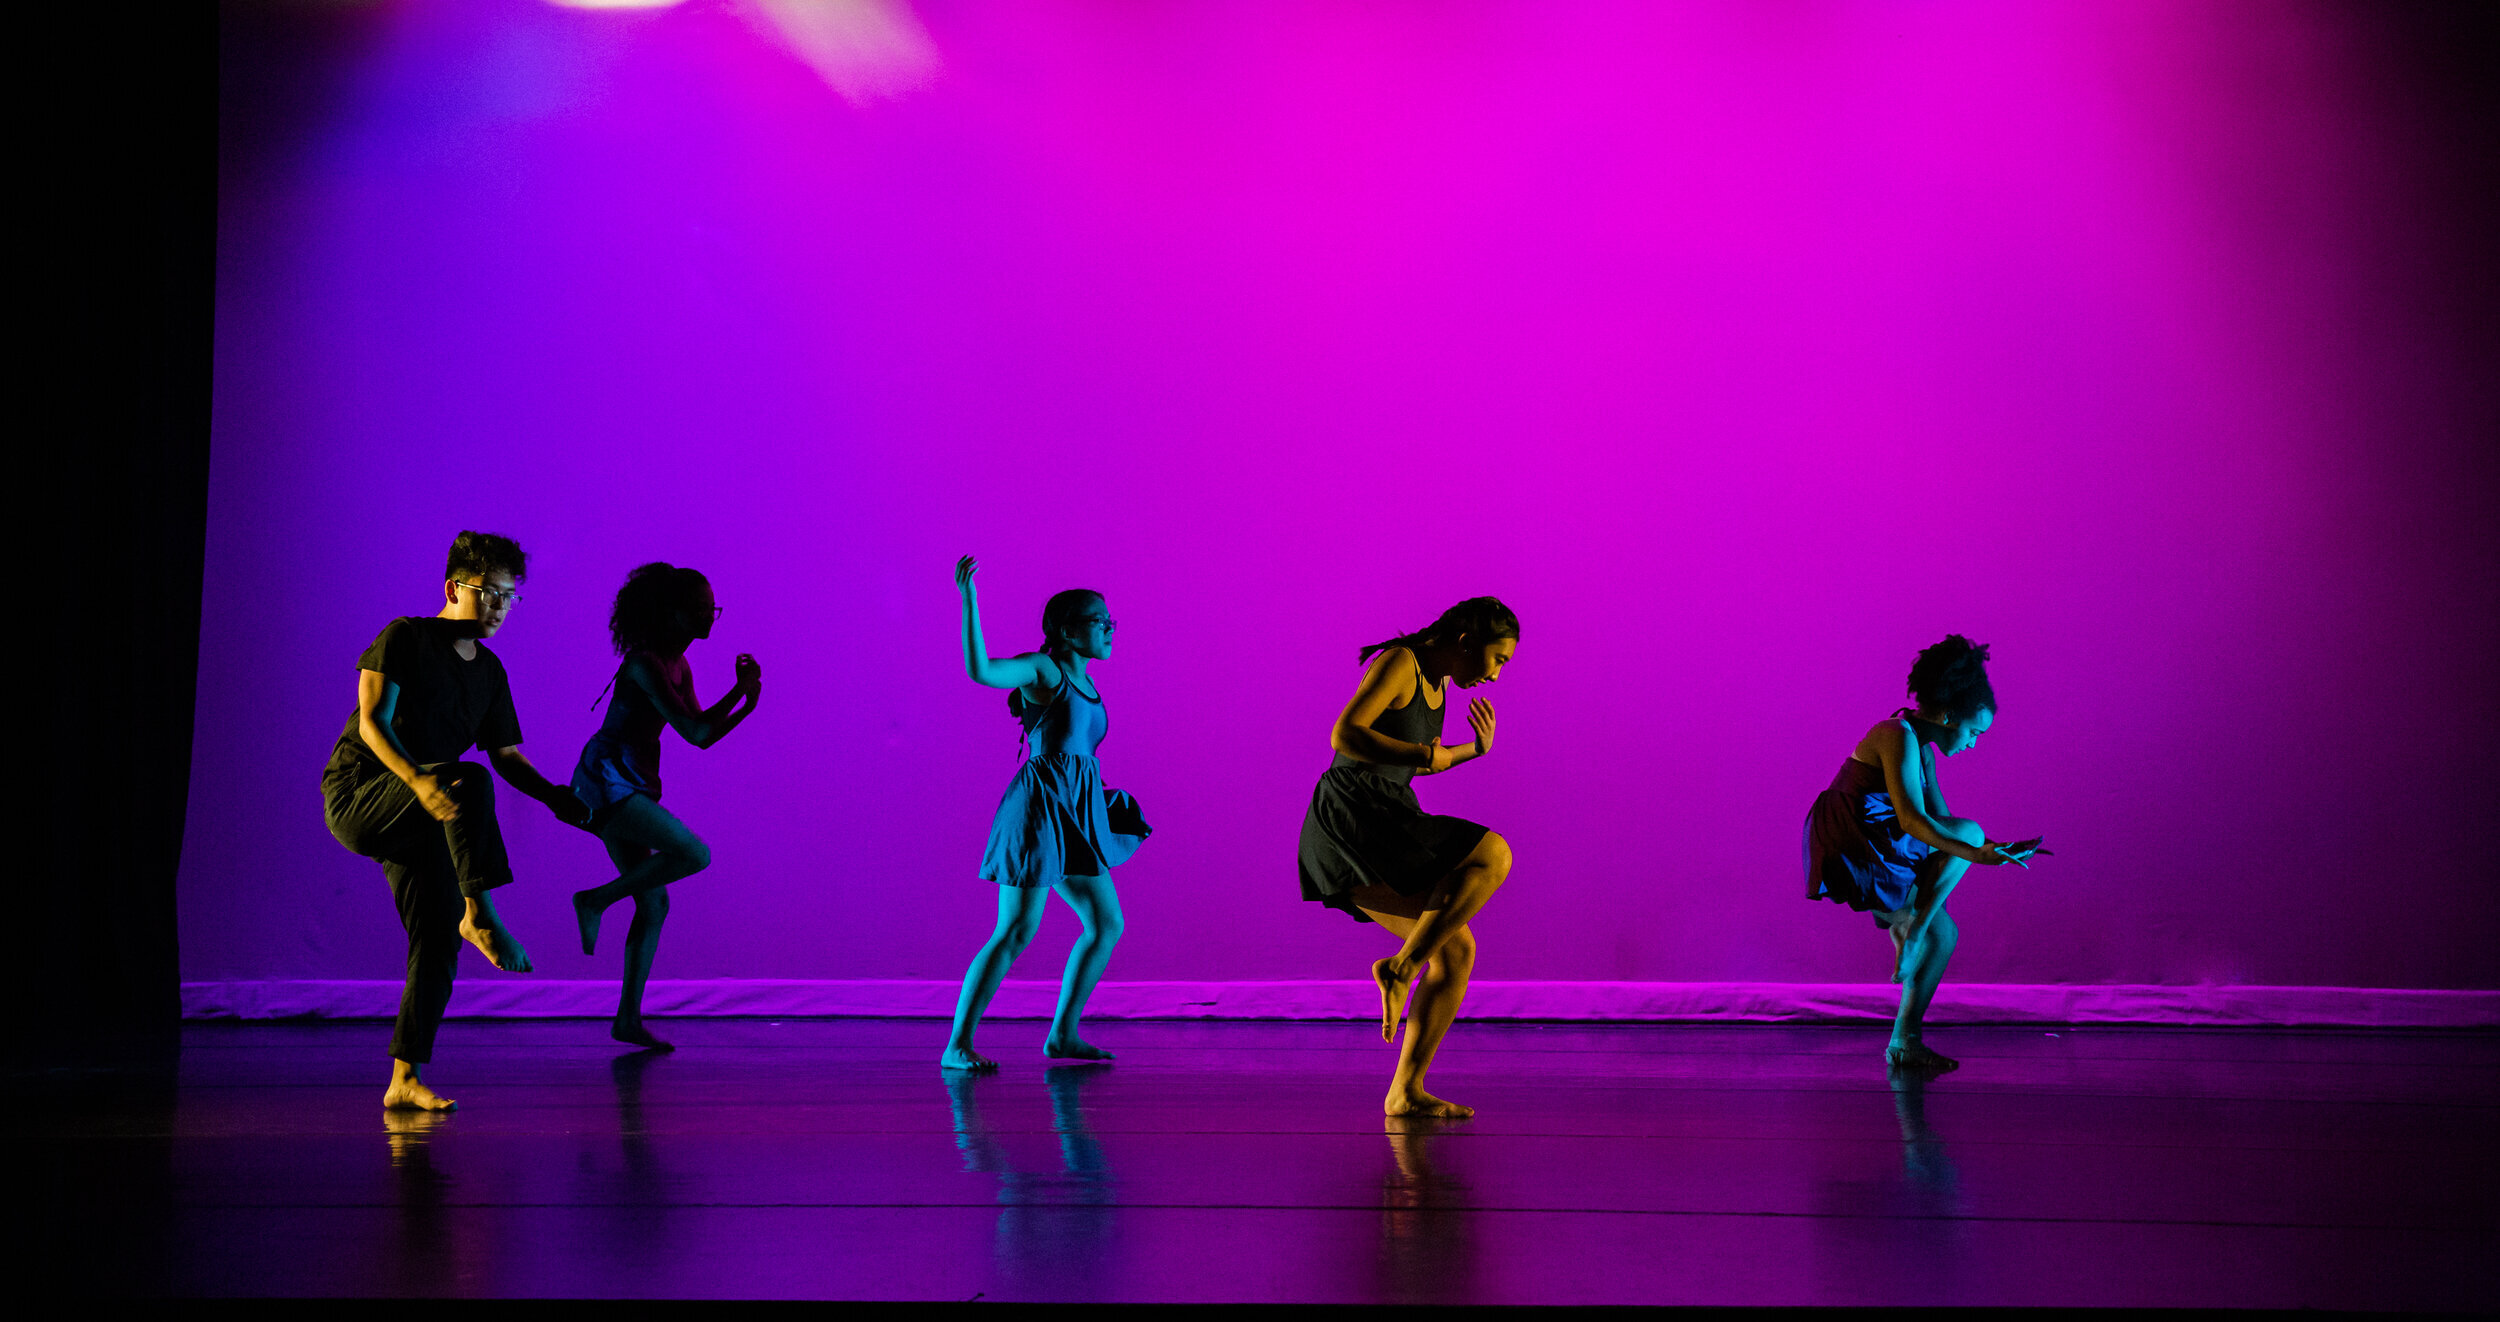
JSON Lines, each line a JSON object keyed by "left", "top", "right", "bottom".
{"left": 322, "top": 531, "right": 590, "bottom": 1111}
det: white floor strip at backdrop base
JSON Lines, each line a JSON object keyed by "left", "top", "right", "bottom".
{"left": 180, "top": 979, "right": 2500, "bottom": 1028}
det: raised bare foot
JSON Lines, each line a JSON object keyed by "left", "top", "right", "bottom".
{"left": 1885, "top": 1042, "right": 1959, "bottom": 1073}
{"left": 1044, "top": 1034, "right": 1115, "bottom": 1061}
{"left": 1373, "top": 957, "right": 1412, "bottom": 1044}
{"left": 1385, "top": 1086, "right": 1474, "bottom": 1119}
{"left": 1889, "top": 922, "right": 1907, "bottom": 983}
{"left": 613, "top": 1019, "right": 674, "bottom": 1051}
{"left": 384, "top": 1076, "right": 458, "bottom": 1111}
{"left": 941, "top": 1044, "right": 999, "bottom": 1072}
{"left": 572, "top": 889, "right": 606, "bottom": 956}
{"left": 458, "top": 916, "right": 533, "bottom": 972}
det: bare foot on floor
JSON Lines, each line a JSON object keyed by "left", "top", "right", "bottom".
{"left": 384, "top": 1076, "right": 458, "bottom": 1111}
{"left": 613, "top": 1020, "right": 673, "bottom": 1051}
{"left": 573, "top": 890, "right": 606, "bottom": 956}
{"left": 1886, "top": 1042, "right": 1959, "bottom": 1073}
{"left": 1385, "top": 1087, "right": 1474, "bottom": 1119}
{"left": 1044, "top": 1035, "right": 1115, "bottom": 1061}
{"left": 941, "top": 1044, "right": 999, "bottom": 1072}
{"left": 1373, "top": 957, "right": 1411, "bottom": 1044}
{"left": 459, "top": 917, "right": 532, "bottom": 972}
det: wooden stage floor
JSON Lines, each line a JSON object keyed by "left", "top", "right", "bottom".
{"left": 21, "top": 1019, "right": 2497, "bottom": 1306}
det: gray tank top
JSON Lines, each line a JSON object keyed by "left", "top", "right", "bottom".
{"left": 1331, "top": 651, "right": 1444, "bottom": 785}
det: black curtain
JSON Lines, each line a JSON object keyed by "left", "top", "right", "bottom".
{"left": 8, "top": 8, "right": 216, "bottom": 1070}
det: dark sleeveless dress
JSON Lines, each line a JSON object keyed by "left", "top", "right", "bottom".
{"left": 979, "top": 670, "right": 1150, "bottom": 888}
{"left": 570, "top": 650, "right": 697, "bottom": 827}
{"left": 1803, "top": 751, "right": 1936, "bottom": 923}
{"left": 1297, "top": 656, "right": 1491, "bottom": 924}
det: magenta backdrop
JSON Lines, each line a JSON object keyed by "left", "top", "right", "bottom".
{"left": 188, "top": 0, "right": 2498, "bottom": 997}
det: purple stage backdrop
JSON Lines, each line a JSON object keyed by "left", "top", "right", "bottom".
{"left": 189, "top": 0, "right": 2498, "bottom": 1015}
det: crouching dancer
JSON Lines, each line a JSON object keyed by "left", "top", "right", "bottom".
{"left": 322, "top": 531, "right": 591, "bottom": 1110}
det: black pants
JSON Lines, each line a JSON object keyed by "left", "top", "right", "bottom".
{"left": 324, "top": 762, "right": 513, "bottom": 1064}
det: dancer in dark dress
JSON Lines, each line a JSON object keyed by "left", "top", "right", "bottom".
{"left": 321, "top": 531, "right": 591, "bottom": 1111}
{"left": 1300, "top": 597, "right": 1518, "bottom": 1117}
{"left": 1804, "top": 635, "right": 2046, "bottom": 1072}
{"left": 943, "top": 556, "right": 1150, "bottom": 1071}
{"left": 569, "top": 563, "right": 762, "bottom": 1051}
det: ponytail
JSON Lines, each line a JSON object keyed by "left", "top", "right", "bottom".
{"left": 1359, "top": 596, "right": 1520, "bottom": 664}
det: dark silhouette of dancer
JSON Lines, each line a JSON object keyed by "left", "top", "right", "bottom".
{"left": 322, "top": 531, "right": 591, "bottom": 1110}
{"left": 568, "top": 563, "right": 761, "bottom": 1050}
{"left": 943, "top": 556, "right": 1150, "bottom": 1071}
{"left": 1804, "top": 635, "right": 2045, "bottom": 1072}
{"left": 1299, "top": 598, "right": 1518, "bottom": 1117}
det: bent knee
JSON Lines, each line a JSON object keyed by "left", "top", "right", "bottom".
{"left": 1475, "top": 831, "right": 1514, "bottom": 875}
{"left": 1935, "top": 817, "right": 1984, "bottom": 847}
{"left": 674, "top": 836, "right": 713, "bottom": 874}
{"left": 443, "top": 763, "right": 494, "bottom": 800}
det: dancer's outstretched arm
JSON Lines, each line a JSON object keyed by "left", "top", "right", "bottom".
{"left": 955, "top": 555, "right": 1061, "bottom": 694}
{"left": 487, "top": 744, "right": 592, "bottom": 826}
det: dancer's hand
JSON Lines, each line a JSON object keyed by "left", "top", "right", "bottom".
{"left": 1976, "top": 840, "right": 2031, "bottom": 868}
{"left": 1992, "top": 836, "right": 2048, "bottom": 865}
{"left": 735, "top": 652, "right": 763, "bottom": 692}
{"left": 411, "top": 772, "right": 462, "bottom": 823}
{"left": 954, "top": 555, "right": 979, "bottom": 597}
{"left": 1466, "top": 698, "right": 1497, "bottom": 757}
{"left": 549, "top": 792, "right": 592, "bottom": 829}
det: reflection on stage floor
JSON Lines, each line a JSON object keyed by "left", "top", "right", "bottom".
{"left": 21, "top": 1019, "right": 2496, "bottom": 1306}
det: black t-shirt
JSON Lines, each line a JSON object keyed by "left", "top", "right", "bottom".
{"left": 325, "top": 616, "right": 524, "bottom": 784}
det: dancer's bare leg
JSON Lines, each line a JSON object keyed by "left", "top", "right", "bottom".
{"left": 383, "top": 1058, "right": 457, "bottom": 1111}
{"left": 613, "top": 886, "right": 673, "bottom": 1050}
{"left": 1889, "top": 818, "right": 1979, "bottom": 1071}
{"left": 457, "top": 891, "right": 532, "bottom": 972}
{"left": 1044, "top": 873, "right": 1122, "bottom": 1060}
{"left": 1365, "top": 916, "right": 1478, "bottom": 1117}
{"left": 1356, "top": 832, "right": 1511, "bottom": 1042}
{"left": 943, "top": 885, "right": 1047, "bottom": 1070}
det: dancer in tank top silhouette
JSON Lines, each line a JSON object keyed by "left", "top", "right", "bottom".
{"left": 1804, "top": 635, "right": 2045, "bottom": 1072}
{"left": 569, "top": 562, "right": 761, "bottom": 1050}
{"left": 1299, "top": 597, "right": 1518, "bottom": 1117}
{"left": 943, "top": 556, "right": 1150, "bottom": 1071}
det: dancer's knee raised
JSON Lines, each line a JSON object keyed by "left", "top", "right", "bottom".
{"left": 1476, "top": 831, "right": 1513, "bottom": 881}
{"left": 443, "top": 762, "right": 494, "bottom": 805}
{"left": 669, "top": 833, "right": 713, "bottom": 876}
{"left": 1934, "top": 816, "right": 1984, "bottom": 848}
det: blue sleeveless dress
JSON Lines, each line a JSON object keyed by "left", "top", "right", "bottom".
{"left": 979, "top": 670, "right": 1150, "bottom": 888}
{"left": 1803, "top": 739, "right": 1936, "bottom": 924}
{"left": 1297, "top": 654, "right": 1490, "bottom": 924}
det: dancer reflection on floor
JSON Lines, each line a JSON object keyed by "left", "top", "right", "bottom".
{"left": 322, "top": 531, "right": 591, "bottom": 1111}
{"left": 942, "top": 557, "right": 1150, "bottom": 1070}
{"left": 1804, "top": 635, "right": 2045, "bottom": 1072}
{"left": 1299, "top": 599, "right": 1518, "bottom": 1117}
{"left": 569, "top": 563, "right": 761, "bottom": 1050}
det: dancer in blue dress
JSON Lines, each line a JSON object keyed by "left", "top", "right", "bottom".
{"left": 943, "top": 556, "right": 1149, "bottom": 1071}
{"left": 1804, "top": 635, "right": 2045, "bottom": 1072}
{"left": 568, "top": 563, "right": 762, "bottom": 1050}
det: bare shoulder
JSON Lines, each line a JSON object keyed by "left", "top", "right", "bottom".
{"left": 1360, "top": 647, "right": 1420, "bottom": 700}
{"left": 1857, "top": 715, "right": 1911, "bottom": 763}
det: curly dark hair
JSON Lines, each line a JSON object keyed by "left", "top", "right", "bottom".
{"left": 608, "top": 561, "right": 711, "bottom": 656}
{"left": 1359, "top": 596, "right": 1520, "bottom": 664}
{"left": 445, "top": 530, "right": 527, "bottom": 584}
{"left": 1908, "top": 634, "right": 1996, "bottom": 721}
